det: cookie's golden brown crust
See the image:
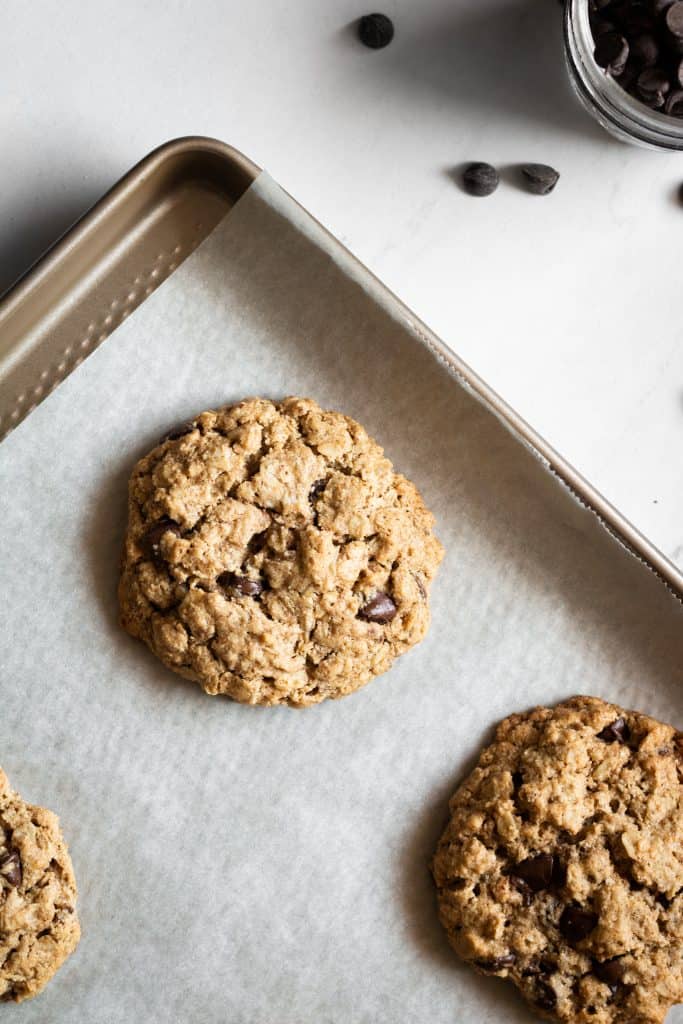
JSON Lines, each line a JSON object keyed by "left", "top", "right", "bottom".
{"left": 119, "top": 397, "right": 443, "bottom": 706}
{"left": 433, "top": 696, "right": 683, "bottom": 1024}
{"left": 0, "top": 768, "right": 80, "bottom": 1003}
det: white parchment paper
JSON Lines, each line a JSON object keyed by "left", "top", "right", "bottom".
{"left": 1, "top": 174, "right": 682, "bottom": 1024}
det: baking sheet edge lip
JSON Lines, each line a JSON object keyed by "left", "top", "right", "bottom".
{"left": 0, "top": 136, "right": 261, "bottom": 317}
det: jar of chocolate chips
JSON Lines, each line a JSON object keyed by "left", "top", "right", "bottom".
{"left": 565, "top": 0, "right": 683, "bottom": 147}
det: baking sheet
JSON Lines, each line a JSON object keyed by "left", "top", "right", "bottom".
{"left": 1, "top": 172, "right": 682, "bottom": 1024}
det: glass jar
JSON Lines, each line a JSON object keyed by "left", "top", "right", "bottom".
{"left": 564, "top": 0, "right": 683, "bottom": 150}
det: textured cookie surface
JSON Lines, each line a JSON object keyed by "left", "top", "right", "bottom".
{"left": 432, "top": 696, "right": 683, "bottom": 1024}
{"left": 119, "top": 397, "right": 443, "bottom": 706}
{"left": 0, "top": 768, "right": 79, "bottom": 1003}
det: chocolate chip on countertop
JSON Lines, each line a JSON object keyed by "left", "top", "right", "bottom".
{"left": 594, "top": 958, "right": 626, "bottom": 992}
{"left": 559, "top": 905, "right": 599, "bottom": 943}
{"left": 358, "top": 592, "right": 398, "bottom": 623}
{"left": 0, "top": 851, "right": 22, "bottom": 888}
{"left": 358, "top": 12, "right": 394, "bottom": 49}
{"left": 594, "top": 31, "right": 630, "bottom": 74}
{"left": 521, "top": 163, "right": 560, "bottom": 195}
{"left": 475, "top": 954, "right": 516, "bottom": 972}
{"left": 463, "top": 162, "right": 500, "bottom": 197}
{"left": 217, "top": 573, "right": 264, "bottom": 597}
{"left": 142, "top": 518, "right": 182, "bottom": 563}
{"left": 597, "top": 717, "right": 631, "bottom": 743}
{"left": 511, "top": 854, "right": 555, "bottom": 893}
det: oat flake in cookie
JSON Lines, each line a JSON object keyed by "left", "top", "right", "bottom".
{"left": 0, "top": 768, "right": 80, "bottom": 1003}
{"left": 119, "top": 397, "right": 443, "bottom": 706}
{"left": 432, "top": 696, "right": 683, "bottom": 1024}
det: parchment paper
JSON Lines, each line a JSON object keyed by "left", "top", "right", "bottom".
{"left": 1, "top": 173, "right": 682, "bottom": 1024}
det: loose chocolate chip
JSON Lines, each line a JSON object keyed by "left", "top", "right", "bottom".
{"left": 597, "top": 717, "right": 631, "bottom": 743}
{"left": 594, "top": 957, "right": 626, "bottom": 992}
{"left": 559, "top": 905, "right": 599, "bottom": 943}
{"left": 0, "top": 851, "right": 22, "bottom": 888}
{"left": 536, "top": 980, "right": 557, "bottom": 1010}
{"left": 309, "top": 479, "right": 326, "bottom": 503}
{"left": 594, "top": 31, "right": 630, "bottom": 74}
{"left": 217, "top": 572, "right": 264, "bottom": 597}
{"left": 463, "top": 162, "right": 500, "bottom": 197}
{"left": 630, "top": 31, "right": 660, "bottom": 62}
{"left": 637, "top": 66, "right": 670, "bottom": 105}
{"left": 475, "top": 954, "right": 516, "bottom": 972}
{"left": 665, "top": 87, "right": 683, "bottom": 112}
{"left": 142, "top": 518, "right": 181, "bottom": 563}
{"left": 521, "top": 163, "right": 560, "bottom": 195}
{"left": 358, "top": 12, "right": 394, "bottom": 49}
{"left": 160, "top": 420, "right": 196, "bottom": 444}
{"left": 358, "top": 592, "right": 397, "bottom": 623}
{"left": 511, "top": 854, "right": 555, "bottom": 892}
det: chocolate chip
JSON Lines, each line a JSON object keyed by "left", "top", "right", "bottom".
{"left": 475, "top": 954, "right": 516, "bottom": 972}
{"left": 142, "top": 518, "right": 181, "bottom": 563}
{"left": 630, "top": 31, "right": 660, "bottom": 62}
{"left": 597, "top": 717, "right": 631, "bottom": 743}
{"left": 358, "top": 592, "right": 397, "bottom": 623}
{"left": 666, "top": 0, "right": 683, "bottom": 36}
{"left": 358, "top": 12, "right": 394, "bottom": 49}
{"left": 559, "top": 905, "right": 599, "bottom": 943}
{"left": 309, "top": 479, "right": 326, "bottom": 503}
{"left": 649, "top": 0, "right": 675, "bottom": 14}
{"left": 0, "top": 851, "right": 22, "bottom": 888}
{"left": 511, "top": 854, "right": 555, "bottom": 892}
{"left": 636, "top": 66, "right": 670, "bottom": 105}
{"left": 160, "top": 420, "right": 196, "bottom": 444}
{"left": 521, "top": 164, "right": 560, "bottom": 195}
{"left": 594, "top": 957, "right": 626, "bottom": 992}
{"left": 665, "top": 87, "right": 683, "bottom": 113}
{"left": 463, "top": 162, "right": 500, "bottom": 197}
{"left": 594, "top": 31, "right": 630, "bottom": 74}
{"left": 536, "top": 980, "right": 557, "bottom": 1010}
{"left": 217, "top": 572, "right": 264, "bottom": 597}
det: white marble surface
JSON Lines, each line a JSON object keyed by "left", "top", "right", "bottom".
{"left": 1, "top": 0, "right": 681, "bottom": 565}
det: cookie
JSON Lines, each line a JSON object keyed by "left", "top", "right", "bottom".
{"left": 119, "top": 397, "right": 443, "bottom": 706}
{"left": 0, "top": 768, "right": 80, "bottom": 1003}
{"left": 432, "top": 696, "right": 683, "bottom": 1024}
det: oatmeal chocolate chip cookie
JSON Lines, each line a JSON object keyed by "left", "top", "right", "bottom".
{"left": 0, "top": 768, "right": 80, "bottom": 1003}
{"left": 432, "top": 696, "right": 683, "bottom": 1024}
{"left": 119, "top": 397, "right": 443, "bottom": 706}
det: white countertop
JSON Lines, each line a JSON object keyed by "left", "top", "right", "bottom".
{"left": 2, "top": 0, "right": 681, "bottom": 567}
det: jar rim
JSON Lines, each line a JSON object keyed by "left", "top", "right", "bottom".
{"left": 565, "top": 0, "right": 683, "bottom": 150}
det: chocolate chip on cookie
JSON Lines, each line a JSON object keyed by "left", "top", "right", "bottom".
{"left": 141, "top": 518, "right": 181, "bottom": 564}
{"left": 358, "top": 592, "right": 398, "bottom": 623}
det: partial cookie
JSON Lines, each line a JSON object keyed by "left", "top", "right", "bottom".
{"left": 0, "top": 768, "right": 80, "bottom": 1003}
{"left": 119, "top": 397, "right": 443, "bottom": 706}
{"left": 432, "top": 696, "right": 683, "bottom": 1024}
